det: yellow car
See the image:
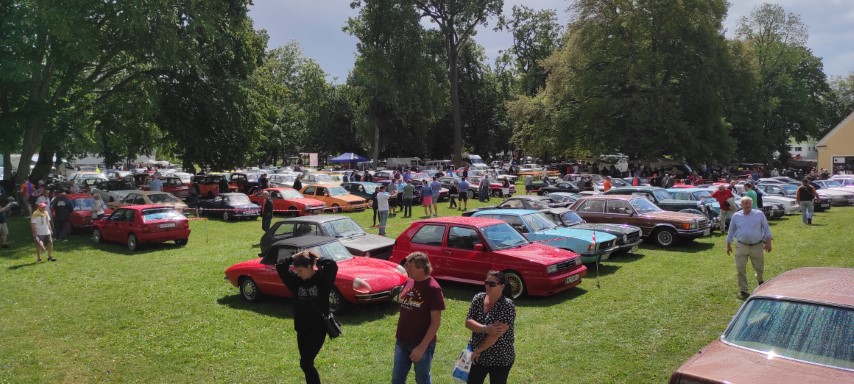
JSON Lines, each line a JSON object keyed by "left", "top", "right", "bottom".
{"left": 300, "top": 184, "right": 367, "bottom": 213}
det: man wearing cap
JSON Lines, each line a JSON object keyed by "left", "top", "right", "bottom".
{"left": 726, "top": 196, "right": 772, "bottom": 299}
{"left": 30, "top": 202, "right": 56, "bottom": 262}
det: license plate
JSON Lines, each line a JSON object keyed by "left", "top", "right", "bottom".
{"left": 822, "top": 204, "right": 830, "bottom": 208}
{"left": 703, "top": 228, "right": 710, "bottom": 236}
{"left": 565, "top": 274, "right": 580, "bottom": 285}
{"left": 159, "top": 223, "right": 176, "bottom": 228}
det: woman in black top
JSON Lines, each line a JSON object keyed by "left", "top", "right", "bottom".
{"left": 465, "top": 271, "right": 516, "bottom": 384}
{"left": 276, "top": 251, "right": 339, "bottom": 384}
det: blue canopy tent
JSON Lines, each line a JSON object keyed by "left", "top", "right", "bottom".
{"left": 329, "top": 153, "right": 370, "bottom": 163}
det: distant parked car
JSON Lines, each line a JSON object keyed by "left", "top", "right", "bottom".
{"left": 538, "top": 181, "right": 580, "bottom": 195}
{"left": 197, "top": 192, "right": 260, "bottom": 221}
{"left": 108, "top": 190, "right": 189, "bottom": 213}
{"left": 224, "top": 235, "right": 408, "bottom": 313}
{"left": 260, "top": 215, "right": 395, "bottom": 258}
{"left": 300, "top": 184, "right": 367, "bottom": 213}
{"left": 92, "top": 205, "right": 190, "bottom": 251}
{"left": 670, "top": 267, "right": 854, "bottom": 384}
{"left": 389, "top": 216, "right": 587, "bottom": 299}
{"left": 540, "top": 208, "right": 642, "bottom": 256}
{"left": 248, "top": 188, "right": 326, "bottom": 217}
{"left": 90, "top": 180, "right": 138, "bottom": 203}
{"left": 67, "top": 193, "right": 114, "bottom": 231}
{"left": 462, "top": 195, "right": 571, "bottom": 216}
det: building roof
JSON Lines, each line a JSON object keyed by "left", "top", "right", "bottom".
{"left": 817, "top": 110, "right": 854, "bottom": 146}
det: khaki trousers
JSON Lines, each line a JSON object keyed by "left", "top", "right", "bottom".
{"left": 734, "top": 242, "right": 764, "bottom": 292}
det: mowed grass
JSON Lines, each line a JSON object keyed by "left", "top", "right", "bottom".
{"left": 1, "top": 194, "right": 852, "bottom": 383}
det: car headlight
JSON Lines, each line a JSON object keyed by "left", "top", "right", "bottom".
{"left": 546, "top": 264, "right": 558, "bottom": 274}
{"left": 622, "top": 234, "right": 627, "bottom": 243}
{"left": 395, "top": 264, "right": 407, "bottom": 277}
{"left": 352, "top": 277, "right": 372, "bottom": 293}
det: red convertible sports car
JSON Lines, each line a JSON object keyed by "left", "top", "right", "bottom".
{"left": 389, "top": 216, "right": 587, "bottom": 299}
{"left": 92, "top": 205, "right": 191, "bottom": 251}
{"left": 248, "top": 187, "right": 327, "bottom": 216}
{"left": 225, "top": 235, "right": 408, "bottom": 313}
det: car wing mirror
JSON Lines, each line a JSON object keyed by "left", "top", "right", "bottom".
{"left": 473, "top": 243, "right": 484, "bottom": 252}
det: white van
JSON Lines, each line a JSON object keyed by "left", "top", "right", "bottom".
{"left": 386, "top": 157, "right": 424, "bottom": 169}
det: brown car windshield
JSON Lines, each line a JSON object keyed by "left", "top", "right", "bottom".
{"left": 629, "top": 197, "right": 661, "bottom": 214}
{"left": 723, "top": 298, "right": 854, "bottom": 370}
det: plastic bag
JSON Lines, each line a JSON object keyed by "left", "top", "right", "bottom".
{"left": 451, "top": 344, "right": 473, "bottom": 383}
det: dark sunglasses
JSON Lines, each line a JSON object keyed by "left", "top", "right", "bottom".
{"left": 484, "top": 280, "right": 501, "bottom": 287}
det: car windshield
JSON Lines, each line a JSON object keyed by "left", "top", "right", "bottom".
{"left": 226, "top": 195, "right": 251, "bottom": 205}
{"left": 141, "top": 208, "right": 184, "bottom": 221}
{"left": 328, "top": 186, "right": 349, "bottom": 196}
{"left": 482, "top": 223, "right": 529, "bottom": 250}
{"left": 246, "top": 174, "right": 260, "bottom": 182}
{"left": 551, "top": 193, "right": 579, "bottom": 203}
{"left": 359, "top": 183, "right": 378, "bottom": 194}
{"left": 71, "top": 198, "right": 95, "bottom": 211}
{"left": 653, "top": 189, "right": 672, "bottom": 201}
{"left": 822, "top": 180, "right": 843, "bottom": 188}
{"left": 308, "top": 241, "right": 354, "bottom": 262}
{"left": 148, "top": 193, "right": 180, "bottom": 204}
{"left": 314, "top": 174, "right": 335, "bottom": 183}
{"left": 522, "top": 212, "right": 558, "bottom": 231}
{"left": 782, "top": 184, "right": 798, "bottom": 193}
{"left": 322, "top": 218, "right": 366, "bottom": 237}
{"left": 630, "top": 197, "right": 662, "bottom": 213}
{"left": 691, "top": 191, "right": 716, "bottom": 203}
{"left": 560, "top": 211, "right": 584, "bottom": 225}
{"left": 723, "top": 298, "right": 854, "bottom": 370}
{"left": 280, "top": 189, "right": 304, "bottom": 199}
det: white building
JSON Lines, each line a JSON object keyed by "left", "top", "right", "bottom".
{"left": 788, "top": 138, "right": 818, "bottom": 161}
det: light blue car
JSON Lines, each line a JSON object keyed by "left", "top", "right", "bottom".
{"left": 471, "top": 209, "right": 618, "bottom": 264}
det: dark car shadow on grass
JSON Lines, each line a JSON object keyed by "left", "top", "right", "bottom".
{"left": 583, "top": 262, "right": 621, "bottom": 277}
{"left": 216, "top": 294, "right": 400, "bottom": 325}
{"left": 642, "top": 241, "right": 715, "bottom": 254}
{"left": 605, "top": 252, "right": 646, "bottom": 263}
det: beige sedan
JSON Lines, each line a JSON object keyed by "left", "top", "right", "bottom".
{"left": 108, "top": 190, "right": 189, "bottom": 213}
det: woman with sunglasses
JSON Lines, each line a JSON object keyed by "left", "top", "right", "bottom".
{"left": 464, "top": 271, "right": 516, "bottom": 384}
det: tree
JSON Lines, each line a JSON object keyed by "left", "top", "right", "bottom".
{"left": 411, "top": 0, "right": 503, "bottom": 166}
{"left": 820, "top": 72, "right": 854, "bottom": 138}
{"left": 497, "top": 5, "right": 564, "bottom": 97}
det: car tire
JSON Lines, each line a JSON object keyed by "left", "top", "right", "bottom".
{"left": 653, "top": 227, "right": 677, "bottom": 247}
{"left": 329, "top": 288, "right": 348, "bottom": 314}
{"left": 289, "top": 206, "right": 298, "bottom": 217}
{"left": 239, "top": 277, "right": 261, "bottom": 302}
{"left": 331, "top": 204, "right": 341, "bottom": 213}
{"left": 92, "top": 229, "right": 102, "bottom": 244}
{"left": 175, "top": 238, "right": 188, "bottom": 246}
{"left": 541, "top": 190, "right": 549, "bottom": 196}
{"left": 222, "top": 211, "right": 230, "bottom": 221}
{"left": 504, "top": 271, "right": 526, "bottom": 299}
{"left": 467, "top": 190, "right": 475, "bottom": 199}
{"left": 127, "top": 234, "right": 138, "bottom": 251}
{"left": 493, "top": 190, "right": 502, "bottom": 197}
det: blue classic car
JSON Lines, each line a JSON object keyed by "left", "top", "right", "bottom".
{"left": 540, "top": 208, "right": 643, "bottom": 255}
{"left": 471, "top": 209, "right": 618, "bottom": 264}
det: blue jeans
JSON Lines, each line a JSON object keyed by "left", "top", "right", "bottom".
{"left": 799, "top": 201, "right": 814, "bottom": 223}
{"left": 378, "top": 210, "right": 389, "bottom": 235}
{"left": 392, "top": 340, "right": 435, "bottom": 384}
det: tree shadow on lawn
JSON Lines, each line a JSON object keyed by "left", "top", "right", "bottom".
{"left": 216, "top": 294, "right": 400, "bottom": 325}
{"left": 582, "top": 262, "right": 621, "bottom": 278}
{"left": 647, "top": 241, "right": 715, "bottom": 254}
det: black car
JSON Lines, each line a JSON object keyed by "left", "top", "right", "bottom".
{"left": 197, "top": 192, "right": 260, "bottom": 221}
{"left": 260, "top": 215, "right": 395, "bottom": 258}
{"left": 604, "top": 186, "right": 709, "bottom": 216}
{"left": 341, "top": 182, "right": 381, "bottom": 207}
{"left": 462, "top": 195, "right": 570, "bottom": 216}
{"left": 538, "top": 181, "right": 580, "bottom": 195}
{"left": 540, "top": 208, "right": 643, "bottom": 255}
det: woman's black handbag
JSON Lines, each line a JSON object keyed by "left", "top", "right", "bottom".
{"left": 323, "top": 313, "right": 342, "bottom": 339}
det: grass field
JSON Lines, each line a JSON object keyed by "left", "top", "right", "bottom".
{"left": 1, "top": 195, "right": 852, "bottom": 383}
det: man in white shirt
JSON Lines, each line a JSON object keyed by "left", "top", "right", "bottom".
{"left": 376, "top": 185, "right": 397, "bottom": 236}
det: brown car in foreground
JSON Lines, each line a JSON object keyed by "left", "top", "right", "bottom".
{"left": 569, "top": 195, "right": 709, "bottom": 247}
{"left": 670, "top": 267, "right": 854, "bottom": 384}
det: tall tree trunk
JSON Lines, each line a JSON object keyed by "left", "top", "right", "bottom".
{"left": 372, "top": 119, "right": 380, "bottom": 167}
{"left": 31, "top": 146, "right": 55, "bottom": 182}
{"left": 449, "top": 43, "right": 463, "bottom": 167}
{"left": 2, "top": 153, "right": 11, "bottom": 181}
{"left": 15, "top": 115, "right": 47, "bottom": 184}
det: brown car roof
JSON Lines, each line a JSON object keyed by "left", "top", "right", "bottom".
{"left": 752, "top": 267, "right": 854, "bottom": 307}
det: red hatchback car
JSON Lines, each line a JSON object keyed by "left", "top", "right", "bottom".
{"left": 389, "top": 217, "right": 587, "bottom": 299}
{"left": 92, "top": 205, "right": 191, "bottom": 251}
{"left": 224, "top": 235, "right": 408, "bottom": 313}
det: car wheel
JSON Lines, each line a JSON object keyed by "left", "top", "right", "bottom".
{"left": 654, "top": 227, "right": 677, "bottom": 247}
{"left": 175, "top": 238, "right": 188, "bottom": 246}
{"left": 328, "top": 288, "right": 348, "bottom": 314}
{"left": 289, "top": 206, "right": 298, "bottom": 217}
{"left": 92, "top": 229, "right": 102, "bottom": 244}
{"left": 127, "top": 234, "right": 138, "bottom": 251}
{"left": 222, "top": 211, "right": 231, "bottom": 221}
{"left": 541, "top": 190, "right": 550, "bottom": 196}
{"left": 239, "top": 277, "right": 261, "bottom": 302}
{"left": 504, "top": 271, "right": 526, "bottom": 299}
{"left": 467, "top": 190, "right": 475, "bottom": 199}
{"left": 331, "top": 204, "right": 341, "bottom": 213}
{"left": 493, "top": 189, "right": 502, "bottom": 197}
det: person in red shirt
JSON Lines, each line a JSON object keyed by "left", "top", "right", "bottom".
{"left": 603, "top": 177, "right": 612, "bottom": 192}
{"left": 711, "top": 184, "right": 735, "bottom": 230}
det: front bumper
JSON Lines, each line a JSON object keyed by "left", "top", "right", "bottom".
{"left": 526, "top": 264, "right": 588, "bottom": 297}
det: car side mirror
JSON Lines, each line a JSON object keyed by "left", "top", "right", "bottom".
{"left": 473, "top": 243, "right": 484, "bottom": 252}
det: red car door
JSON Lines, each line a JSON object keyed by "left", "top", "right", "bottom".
{"left": 101, "top": 209, "right": 124, "bottom": 242}
{"left": 406, "top": 224, "right": 448, "bottom": 277}
{"left": 441, "top": 225, "right": 491, "bottom": 283}
{"left": 256, "top": 251, "right": 293, "bottom": 298}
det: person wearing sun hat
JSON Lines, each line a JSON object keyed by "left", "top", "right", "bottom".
{"left": 30, "top": 202, "right": 56, "bottom": 262}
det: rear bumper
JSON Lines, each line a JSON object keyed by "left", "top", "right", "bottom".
{"left": 138, "top": 229, "right": 191, "bottom": 243}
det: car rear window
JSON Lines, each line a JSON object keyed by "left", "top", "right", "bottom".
{"left": 723, "top": 298, "right": 854, "bottom": 370}
{"left": 142, "top": 208, "right": 184, "bottom": 221}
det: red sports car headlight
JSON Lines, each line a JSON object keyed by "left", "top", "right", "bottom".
{"left": 352, "top": 278, "right": 372, "bottom": 294}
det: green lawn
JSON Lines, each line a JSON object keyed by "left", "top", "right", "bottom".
{"left": 1, "top": 196, "right": 852, "bottom": 383}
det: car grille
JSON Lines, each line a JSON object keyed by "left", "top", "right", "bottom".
{"left": 349, "top": 201, "right": 364, "bottom": 206}
{"left": 698, "top": 218, "right": 709, "bottom": 228}
{"left": 371, "top": 245, "right": 394, "bottom": 260}
{"left": 554, "top": 258, "right": 580, "bottom": 273}
{"left": 355, "top": 284, "right": 403, "bottom": 301}
{"left": 625, "top": 231, "right": 641, "bottom": 245}
{"left": 597, "top": 239, "right": 615, "bottom": 250}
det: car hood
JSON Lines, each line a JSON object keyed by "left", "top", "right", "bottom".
{"left": 287, "top": 197, "right": 325, "bottom": 207}
{"left": 496, "top": 242, "right": 580, "bottom": 265}
{"left": 226, "top": 258, "right": 263, "bottom": 273}
{"left": 674, "top": 339, "right": 848, "bottom": 384}
{"left": 330, "top": 194, "right": 365, "bottom": 203}
{"left": 763, "top": 196, "right": 796, "bottom": 204}
{"left": 818, "top": 189, "right": 854, "bottom": 197}
{"left": 569, "top": 223, "right": 640, "bottom": 236}
{"left": 338, "top": 233, "right": 396, "bottom": 253}
{"left": 337, "top": 257, "right": 407, "bottom": 288}
{"left": 533, "top": 227, "right": 617, "bottom": 244}
{"left": 640, "top": 210, "right": 705, "bottom": 221}
{"left": 229, "top": 203, "right": 260, "bottom": 209}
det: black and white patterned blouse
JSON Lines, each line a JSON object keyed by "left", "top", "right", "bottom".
{"left": 466, "top": 292, "right": 516, "bottom": 367}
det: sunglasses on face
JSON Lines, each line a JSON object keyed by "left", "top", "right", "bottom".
{"left": 484, "top": 280, "right": 501, "bottom": 287}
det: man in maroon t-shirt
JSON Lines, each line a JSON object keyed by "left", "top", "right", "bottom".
{"left": 392, "top": 252, "right": 446, "bottom": 384}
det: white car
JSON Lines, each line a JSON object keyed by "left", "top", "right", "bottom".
{"left": 761, "top": 195, "right": 800, "bottom": 215}
{"left": 810, "top": 180, "right": 854, "bottom": 205}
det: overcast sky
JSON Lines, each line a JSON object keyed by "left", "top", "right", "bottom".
{"left": 249, "top": 0, "right": 854, "bottom": 83}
